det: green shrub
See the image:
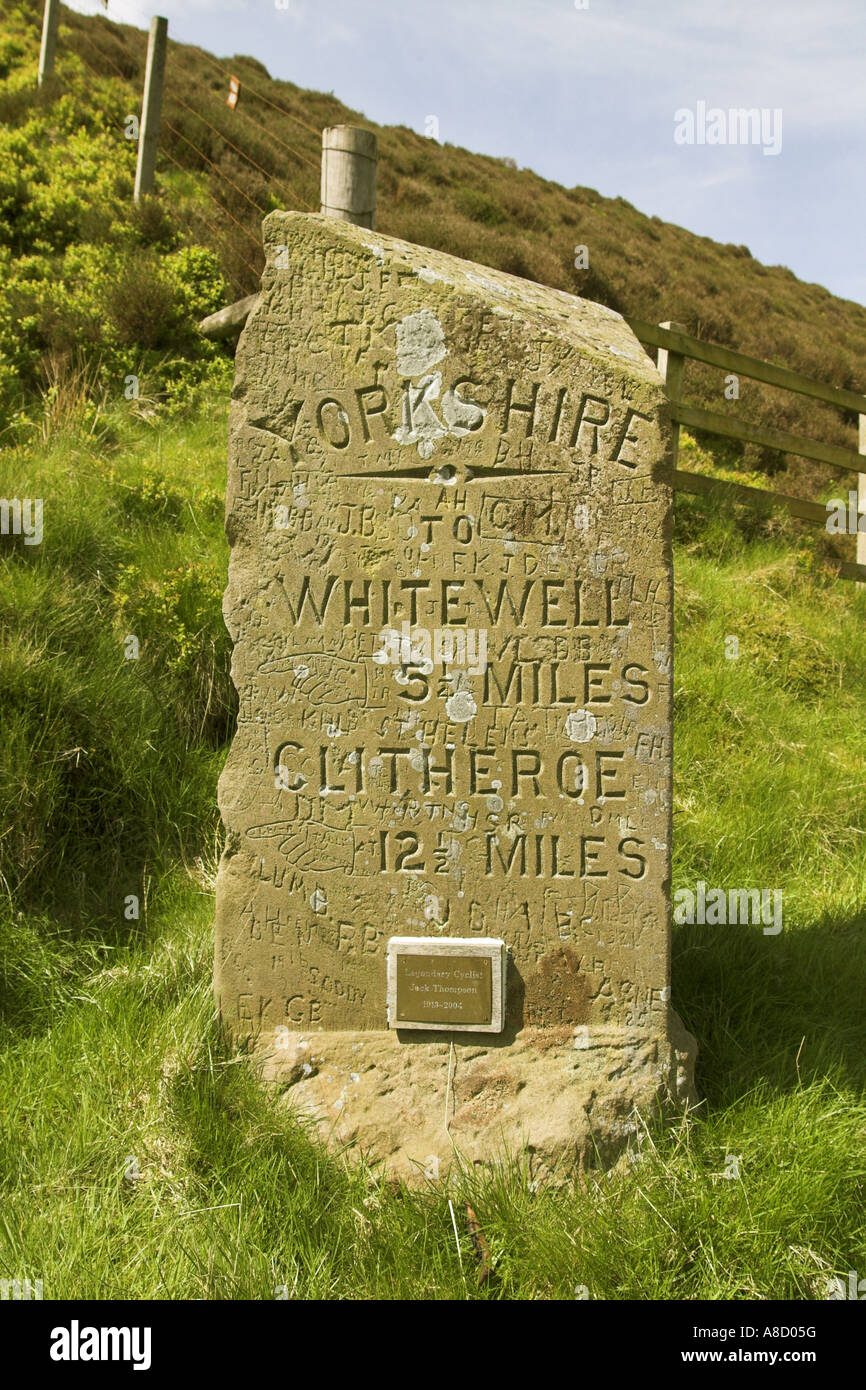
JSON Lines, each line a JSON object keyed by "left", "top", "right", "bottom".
{"left": 105, "top": 251, "right": 181, "bottom": 350}
{"left": 454, "top": 187, "right": 507, "bottom": 226}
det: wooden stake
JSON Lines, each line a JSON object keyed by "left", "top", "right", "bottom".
{"left": 134, "top": 16, "right": 168, "bottom": 202}
{"left": 320, "top": 126, "right": 378, "bottom": 229}
{"left": 38, "top": 0, "right": 60, "bottom": 87}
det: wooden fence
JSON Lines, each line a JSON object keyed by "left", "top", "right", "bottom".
{"left": 627, "top": 319, "right": 866, "bottom": 583}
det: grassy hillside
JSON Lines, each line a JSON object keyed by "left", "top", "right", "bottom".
{"left": 2, "top": 0, "right": 864, "bottom": 501}
{"left": 0, "top": 2, "right": 865, "bottom": 1301}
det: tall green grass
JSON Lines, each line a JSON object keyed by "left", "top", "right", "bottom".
{"left": 1, "top": 405, "right": 864, "bottom": 1299}
{"left": 0, "top": 399, "right": 230, "bottom": 1038}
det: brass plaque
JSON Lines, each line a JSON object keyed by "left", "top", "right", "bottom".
{"left": 395, "top": 954, "right": 492, "bottom": 1026}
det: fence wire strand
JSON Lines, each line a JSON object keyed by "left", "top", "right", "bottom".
{"left": 49, "top": 68, "right": 254, "bottom": 297}
{"left": 72, "top": 26, "right": 266, "bottom": 215}
{"left": 92, "top": 0, "right": 322, "bottom": 147}
{"left": 165, "top": 74, "right": 315, "bottom": 211}
{"left": 60, "top": 11, "right": 324, "bottom": 247}
{"left": 70, "top": 30, "right": 269, "bottom": 243}
{"left": 181, "top": 42, "right": 322, "bottom": 143}
{"left": 53, "top": 47, "right": 264, "bottom": 290}
{"left": 166, "top": 54, "right": 320, "bottom": 184}
{"left": 160, "top": 116, "right": 270, "bottom": 219}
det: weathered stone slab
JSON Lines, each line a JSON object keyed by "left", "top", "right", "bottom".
{"left": 215, "top": 212, "right": 695, "bottom": 1177}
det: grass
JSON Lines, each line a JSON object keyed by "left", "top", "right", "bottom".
{"left": 1, "top": 400, "right": 864, "bottom": 1300}
{"left": 0, "top": 0, "right": 864, "bottom": 1305}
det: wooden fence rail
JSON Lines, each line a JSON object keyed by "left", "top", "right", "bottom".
{"left": 626, "top": 317, "right": 866, "bottom": 584}
{"left": 626, "top": 317, "right": 866, "bottom": 416}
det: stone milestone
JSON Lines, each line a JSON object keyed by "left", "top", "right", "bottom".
{"left": 215, "top": 211, "right": 696, "bottom": 1181}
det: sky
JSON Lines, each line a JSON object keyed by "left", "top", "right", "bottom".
{"left": 64, "top": 0, "right": 866, "bottom": 306}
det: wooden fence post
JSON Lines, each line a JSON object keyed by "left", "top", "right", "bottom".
{"left": 320, "top": 126, "right": 377, "bottom": 228}
{"left": 657, "top": 321, "right": 687, "bottom": 469}
{"left": 38, "top": 0, "right": 60, "bottom": 87}
{"left": 859, "top": 415, "right": 866, "bottom": 580}
{"left": 134, "top": 16, "right": 168, "bottom": 202}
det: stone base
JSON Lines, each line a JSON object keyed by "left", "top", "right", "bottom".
{"left": 255, "top": 1014, "right": 698, "bottom": 1186}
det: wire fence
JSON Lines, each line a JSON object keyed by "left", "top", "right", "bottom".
{"left": 33, "top": 2, "right": 866, "bottom": 582}
{"left": 55, "top": 1, "right": 324, "bottom": 296}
